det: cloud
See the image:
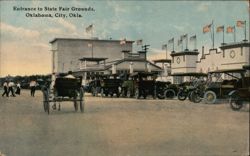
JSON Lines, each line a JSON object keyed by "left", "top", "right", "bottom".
{"left": 196, "top": 2, "right": 211, "bottom": 12}
{"left": 56, "top": 19, "right": 77, "bottom": 32}
{"left": 107, "top": 1, "right": 128, "bottom": 14}
{"left": 45, "top": 28, "right": 63, "bottom": 34}
{"left": 0, "top": 22, "right": 40, "bottom": 39}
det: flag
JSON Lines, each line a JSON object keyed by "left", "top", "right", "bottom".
{"left": 136, "top": 39, "right": 143, "bottom": 45}
{"left": 203, "top": 24, "right": 212, "bottom": 33}
{"left": 189, "top": 35, "right": 196, "bottom": 41}
{"left": 177, "top": 39, "right": 182, "bottom": 46}
{"left": 120, "top": 38, "right": 126, "bottom": 45}
{"left": 86, "top": 24, "right": 93, "bottom": 33}
{"left": 216, "top": 26, "right": 224, "bottom": 33}
{"left": 181, "top": 34, "right": 188, "bottom": 40}
{"left": 226, "top": 26, "right": 234, "bottom": 33}
{"left": 168, "top": 38, "right": 174, "bottom": 44}
{"left": 236, "top": 20, "right": 245, "bottom": 27}
{"left": 162, "top": 44, "right": 167, "bottom": 50}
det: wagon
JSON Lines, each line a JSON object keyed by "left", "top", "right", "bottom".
{"left": 229, "top": 65, "right": 250, "bottom": 110}
{"left": 42, "top": 77, "right": 84, "bottom": 114}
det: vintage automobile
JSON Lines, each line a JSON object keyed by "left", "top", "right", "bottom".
{"left": 229, "top": 65, "right": 250, "bottom": 110}
{"left": 100, "top": 77, "right": 122, "bottom": 97}
{"left": 203, "top": 69, "right": 246, "bottom": 104}
{"left": 42, "top": 76, "right": 84, "bottom": 114}
{"left": 155, "top": 81, "right": 178, "bottom": 99}
{"left": 130, "top": 72, "right": 157, "bottom": 99}
{"left": 171, "top": 72, "right": 207, "bottom": 101}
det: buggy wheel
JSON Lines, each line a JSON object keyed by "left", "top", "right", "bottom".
{"left": 157, "top": 91, "right": 165, "bottom": 99}
{"left": 79, "top": 87, "right": 84, "bottom": 113}
{"left": 42, "top": 90, "right": 49, "bottom": 114}
{"left": 230, "top": 95, "right": 243, "bottom": 111}
{"left": 74, "top": 101, "right": 78, "bottom": 111}
{"left": 177, "top": 91, "right": 187, "bottom": 101}
{"left": 164, "top": 89, "right": 175, "bottom": 99}
{"left": 204, "top": 91, "right": 217, "bottom": 104}
{"left": 135, "top": 88, "right": 140, "bottom": 99}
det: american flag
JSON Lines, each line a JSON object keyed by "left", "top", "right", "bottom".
{"left": 136, "top": 39, "right": 143, "bottom": 45}
{"left": 226, "top": 26, "right": 234, "bottom": 33}
{"left": 236, "top": 20, "right": 245, "bottom": 27}
{"left": 216, "top": 26, "right": 224, "bottom": 33}
{"left": 85, "top": 24, "right": 93, "bottom": 33}
{"left": 162, "top": 44, "right": 167, "bottom": 50}
{"left": 168, "top": 38, "right": 174, "bottom": 44}
{"left": 189, "top": 35, "right": 196, "bottom": 41}
{"left": 203, "top": 23, "right": 212, "bottom": 33}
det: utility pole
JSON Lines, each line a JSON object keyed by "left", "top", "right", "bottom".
{"left": 142, "top": 44, "right": 150, "bottom": 72}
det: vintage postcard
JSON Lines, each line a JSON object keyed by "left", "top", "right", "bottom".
{"left": 0, "top": 0, "right": 249, "bottom": 156}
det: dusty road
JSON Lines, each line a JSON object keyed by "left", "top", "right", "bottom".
{"left": 0, "top": 90, "right": 249, "bottom": 156}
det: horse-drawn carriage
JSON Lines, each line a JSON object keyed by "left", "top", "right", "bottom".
{"left": 42, "top": 76, "right": 84, "bottom": 114}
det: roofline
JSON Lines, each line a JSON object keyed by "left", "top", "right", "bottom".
{"left": 49, "top": 38, "right": 134, "bottom": 44}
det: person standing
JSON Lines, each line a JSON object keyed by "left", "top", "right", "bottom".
{"left": 30, "top": 80, "right": 37, "bottom": 97}
{"left": 8, "top": 80, "right": 16, "bottom": 97}
{"left": 15, "top": 82, "right": 21, "bottom": 95}
{"left": 2, "top": 81, "right": 9, "bottom": 97}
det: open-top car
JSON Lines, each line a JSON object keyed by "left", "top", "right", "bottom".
{"left": 228, "top": 65, "right": 250, "bottom": 110}
{"left": 204, "top": 68, "right": 247, "bottom": 104}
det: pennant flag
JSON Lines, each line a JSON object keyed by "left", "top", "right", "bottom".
{"left": 236, "top": 20, "right": 245, "bottom": 27}
{"left": 203, "top": 24, "right": 212, "bottom": 33}
{"left": 168, "top": 38, "right": 174, "bottom": 44}
{"left": 136, "top": 39, "right": 143, "bottom": 45}
{"left": 216, "top": 26, "right": 224, "bottom": 33}
{"left": 120, "top": 38, "right": 126, "bottom": 45}
{"left": 177, "top": 39, "right": 182, "bottom": 46}
{"left": 162, "top": 44, "right": 167, "bottom": 50}
{"left": 189, "top": 35, "right": 196, "bottom": 41}
{"left": 226, "top": 26, "right": 234, "bottom": 33}
{"left": 86, "top": 24, "right": 93, "bottom": 33}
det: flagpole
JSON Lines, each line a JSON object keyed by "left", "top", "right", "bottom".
{"left": 186, "top": 34, "right": 188, "bottom": 50}
{"left": 212, "top": 21, "right": 214, "bottom": 49}
{"left": 194, "top": 36, "right": 197, "bottom": 50}
{"left": 166, "top": 44, "right": 168, "bottom": 60}
{"left": 244, "top": 20, "right": 247, "bottom": 41}
{"left": 173, "top": 38, "right": 175, "bottom": 52}
{"left": 234, "top": 26, "right": 236, "bottom": 42}
{"left": 91, "top": 24, "right": 93, "bottom": 58}
{"left": 222, "top": 26, "right": 225, "bottom": 44}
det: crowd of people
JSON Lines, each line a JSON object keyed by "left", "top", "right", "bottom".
{"left": 1, "top": 80, "right": 37, "bottom": 97}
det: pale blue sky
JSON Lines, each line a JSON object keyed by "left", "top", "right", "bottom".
{"left": 0, "top": 0, "right": 249, "bottom": 76}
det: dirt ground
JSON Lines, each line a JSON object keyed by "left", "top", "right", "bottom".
{"left": 0, "top": 89, "right": 249, "bottom": 156}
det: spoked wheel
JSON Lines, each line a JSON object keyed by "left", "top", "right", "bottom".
{"left": 42, "top": 90, "right": 50, "bottom": 114}
{"left": 177, "top": 90, "right": 187, "bottom": 101}
{"left": 79, "top": 87, "right": 84, "bottom": 113}
{"left": 165, "top": 89, "right": 175, "bottom": 99}
{"left": 230, "top": 95, "right": 243, "bottom": 111}
{"left": 74, "top": 101, "right": 78, "bottom": 111}
{"left": 190, "top": 91, "right": 202, "bottom": 103}
{"left": 157, "top": 90, "right": 165, "bottom": 99}
{"left": 204, "top": 91, "right": 217, "bottom": 104}
{"left": 135, "top": 88, "right": 140, "bottom": 99}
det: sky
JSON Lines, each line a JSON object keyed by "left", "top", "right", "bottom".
{"left": 0, "top": 0, "right": 249, "bottom": 77}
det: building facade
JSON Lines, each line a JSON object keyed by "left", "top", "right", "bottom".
{"left": 50, "top": 38, "right": 133, "bottom": 73}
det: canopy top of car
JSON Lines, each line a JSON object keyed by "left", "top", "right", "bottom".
{"left": 208, "top": 68, "right": 246, "bottom": 74}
